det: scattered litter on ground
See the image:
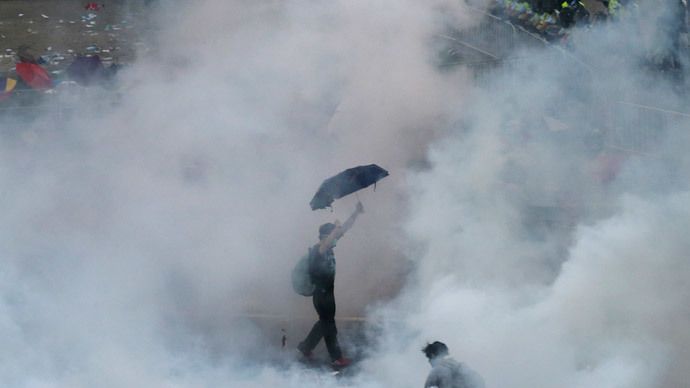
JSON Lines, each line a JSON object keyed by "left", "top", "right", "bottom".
{"left": 0, "top": 1, "right": 145, "bottom": 92}
{"left": 37, "top": 52, "right": 66, "bottom": 65}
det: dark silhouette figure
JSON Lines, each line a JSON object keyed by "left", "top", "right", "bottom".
{"left": 17, "top": 45, "right": 38, "bottom": 65}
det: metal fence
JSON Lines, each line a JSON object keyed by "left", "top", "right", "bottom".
{"left": 436, "top": 7, "right": 690, "bottom": 156}
{"left": 436, "top": 7, "right": 552, "bottom": 78}
{"left": 446, "top": 11, "right": 548, "bottom": 60}
{"left": 606, "top": 101, "right": 690, "bottom": 154}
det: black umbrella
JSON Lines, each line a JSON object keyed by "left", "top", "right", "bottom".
{"left": 310, "top": 164, "right": 389, "bottom": 210}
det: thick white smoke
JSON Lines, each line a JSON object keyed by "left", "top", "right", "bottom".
{"left": 357, "top": 1, "right": 690, "bottom": 387}
{"left": 2, "top": 0, "right": 689, "bottom": 387}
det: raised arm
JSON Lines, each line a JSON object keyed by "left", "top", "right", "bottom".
{"left": 319, "top": 202, "right": 364, "bottom": 254}
{"left": 341, "top": 201, "right": 364, "bottom": 233}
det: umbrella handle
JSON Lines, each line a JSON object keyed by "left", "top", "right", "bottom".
{"left": 355, "top": 193, "right": 364, "bottom": 214}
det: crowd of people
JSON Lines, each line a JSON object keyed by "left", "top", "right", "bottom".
{"left": 483, "top": 0, "right": 689, "bottom": 91}
{"left": 487, "top": 0, "right": 689, "bottom": 44}
{"left": 488, "top": 0, "right": 594, "bottom": 40}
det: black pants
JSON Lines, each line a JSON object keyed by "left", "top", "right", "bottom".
{"left": 298, "top": 289, "right": 342, "bottom": 361}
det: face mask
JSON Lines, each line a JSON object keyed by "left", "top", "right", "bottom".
{"left": 331, "top": 239, "right": 338, "bottom": 248}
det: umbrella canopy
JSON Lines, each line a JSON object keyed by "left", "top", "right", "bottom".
{"left": 16, "top": 63, "right": 52, "bottom": 89}
{"left": 67, "top": 56, "right": 105, "bottom": 85}
{"left": 0, "top": 77, "right": 17, "bottom": 101}
{"left": 310, "top": 164, "right": 389, "bottom": 210}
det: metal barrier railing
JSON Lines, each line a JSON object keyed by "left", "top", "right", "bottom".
{"left": 606, "top": 101, "right": 690, "bottom": 154}
{"left": 437, "top": 6, "right": 690, "bottom": 156}
{"left": 449, "top": 10, "right": 548, "bottom": 59}
{"left": 436, "top": 6, "right": 593, "bottom": 85}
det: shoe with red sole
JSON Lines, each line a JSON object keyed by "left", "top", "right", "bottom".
{"left": 331, "top": 357, "right": 351, "bottom": 367}
{"left": 297, "top": 348, "right": 315, "bottom": 360}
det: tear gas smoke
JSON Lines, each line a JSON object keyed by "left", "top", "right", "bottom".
{"left": 1, "top": 0, "right": 689, "bottom": 387}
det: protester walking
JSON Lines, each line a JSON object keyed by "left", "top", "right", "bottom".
{"left": 297, "top": 201, "right": 364, "bottom": 367}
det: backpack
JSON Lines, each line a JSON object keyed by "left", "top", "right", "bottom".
{"left": 291, "top": 247, "right": 316, "bottom": 296}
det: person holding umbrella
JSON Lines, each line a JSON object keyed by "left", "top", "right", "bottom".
{"left": 297, "top": 201, "right": 364, "bottom": 367}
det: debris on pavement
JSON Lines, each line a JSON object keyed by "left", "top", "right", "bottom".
{"left": 84, "top": 3, "right": 101, "bottom": 11}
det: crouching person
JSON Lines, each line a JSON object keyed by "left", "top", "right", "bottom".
{"left": 423, "top": 341, "right": 486, "bottom": 388}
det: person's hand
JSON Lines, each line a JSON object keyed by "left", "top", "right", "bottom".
{"left": 356, "top": 201, "right": 364, "bottom": 214}
{"left": 334, "top": 219, "right": 342, "bottom": 228}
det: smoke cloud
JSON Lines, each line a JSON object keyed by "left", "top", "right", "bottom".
{"left": 2, "top": 0, "right": 689, "bottom": 387}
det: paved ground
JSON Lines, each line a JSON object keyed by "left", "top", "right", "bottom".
{"left": 0, "top": 0, "right": 153, "bottom": 78}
